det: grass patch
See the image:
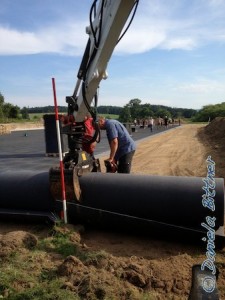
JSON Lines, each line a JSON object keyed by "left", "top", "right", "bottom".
{"left": 37, "top": 228, "right": 79, "bottom": 258}
{"left": 99, "top": 114, "right": 119, "bottom": 119}
{"left": 37, "top": 226, "right": 108, "bottom": 264}
{"left": 0, "top": 239, "right": 80, "bottom": 299}
{"left": 0, "top": 258, "right": 38, "bottom": 297}
{"left": 6, "top": 281, "right": 80, "bottom": 300}
{"left": 0, "top": 224, "right": 164, "bottom": 300}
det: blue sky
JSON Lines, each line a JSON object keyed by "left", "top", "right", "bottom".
{"left": 0, "top": 0, "right": 225, "bottom": 110}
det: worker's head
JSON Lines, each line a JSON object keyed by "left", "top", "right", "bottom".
{"left": 98, "top": 116, "right": 106, "bottom": 129}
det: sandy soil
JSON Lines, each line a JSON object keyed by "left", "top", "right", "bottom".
{"left": 85, "top": 121, "right": 225, "bottom": 298}
{"left": 0, "top": 120, "right": 225, "bottom": 299}
{"left": 0, "top": 121, "right": 43, "bottom": 134}
{"left": 132, "top": 124, "right": 209, "bottom": 177}
{"left": 100, "top": 122, "right": 224, "bottom": 178}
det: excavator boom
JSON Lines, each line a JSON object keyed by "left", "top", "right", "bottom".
{"left": 69, "top": 0, "right": 139, "bottom": 121}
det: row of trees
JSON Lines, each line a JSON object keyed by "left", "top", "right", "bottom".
{"left": 1, "top": 91, "right": 224, "bottom": 123}
{"left": 27, "top": 105, "right": 122, "bottom": 116}
{"left": 0, "top": 96, "right": 68, "bottom": 122}
{"left": 192, "top": 102, "right": 225, "bottom": 122}
{"left": 24, "top": 101, "right": 197, "bottom": 123}
{"left": 118, "top": 99, "right": 197, "bottom": 122}
{"left": 19, "top": 101, "right": 197, "bottom": 123}
{"left": 26, "top": 106, "right": 67, "bottom": 114}
{"left": 0, "top": 92, "right": 21, "bottom": 121}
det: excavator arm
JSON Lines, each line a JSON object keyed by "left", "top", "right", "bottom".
{"left": 61, "top": 0, "right": 139, "bottom": 169}
{"left": 50, "top": 0, "right": 140, "bottom": 214}
{"left": 68, "top": 0, "right": 139, "bottom": 122}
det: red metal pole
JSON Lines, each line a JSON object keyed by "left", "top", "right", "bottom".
{"left": 52, "top": 78, "right": 68, "bottom": 224}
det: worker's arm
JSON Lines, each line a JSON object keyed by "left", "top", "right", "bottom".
{"left": 108, "top": 138, "right": 118, "bottom": 162}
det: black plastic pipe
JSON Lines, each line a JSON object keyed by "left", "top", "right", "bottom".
{"left": 0, "top": 170, "right": 54, "bottom": 212}
{"left": 0, "top": 171, "right": 224, "bottom": 235}
{"left": 77, "top": 173, "right": 224, "bottom": 232}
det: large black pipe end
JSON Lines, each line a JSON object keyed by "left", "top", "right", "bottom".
{"left": 0, "top": 170, "right": 54, "bottom": 212}
{"left": 77, "top": 173, "right": 224, "bottom": 234}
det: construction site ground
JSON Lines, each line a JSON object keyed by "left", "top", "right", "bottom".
{"left": 0, "top": 119, "right": 225, "bottom": 299}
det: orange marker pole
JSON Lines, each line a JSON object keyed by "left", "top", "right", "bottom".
{"left": 52, "top": 78, "right": 68, "bottom": 224}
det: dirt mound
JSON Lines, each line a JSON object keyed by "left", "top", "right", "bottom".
{"left": 196, "top": 117, "right": 225, "bottom": 179}
{"left": 0, "top": 230, "right": 38, "bottom": 257}
{"left": 57, "top": 248, "right": 195, "bottom": 299}
{"left": 0, "top": 226, "right": 201, "bottom": 300}
{"left": 58, "top": 255, "right": 140, "bottom": 300}
{"left": 0, "top": 121, "right": 43, "bottom": 135}
{"left": 205, "top": 117, "right": 225, "bottom": 139}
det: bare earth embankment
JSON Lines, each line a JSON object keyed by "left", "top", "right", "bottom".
{"left": 0, "top": 121, "right": 43, "bottom": 134}
{"left": 0, "top": 120, "right": 225, "bottom": 299}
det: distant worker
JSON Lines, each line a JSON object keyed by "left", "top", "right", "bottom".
{"left": 156, "top": 117, "right": 162, "bottom": 129}
{"left": 98, "top": 117, "right": 136, "bottom": 173}
{"left": 148, "top": 117, "right": 154, "bottom": 132}
{"left": 82, "top": 113, "right": 96, "bottom": 157}
{"left": 164, "top": 115, "right": 168, "bottom": 128}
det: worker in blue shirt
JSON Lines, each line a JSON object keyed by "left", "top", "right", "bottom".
{"left": 98, "top": 117, "right": 136, "bottom": 173}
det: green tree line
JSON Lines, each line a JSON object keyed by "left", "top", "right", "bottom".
{"left": 118, "top": 98, "right": 197, "bottom": 122}
{"left": 18, "top": 102, "right": 197, "bottom": 122}
{"left": 27, "top": 105, "right": 122, "bottom": 115}
{"left": 0, "top": 92, "right": 21, "bottom": 121}
{"left": 192, "top": 102, "right": 225, "bottom": 122}
{"left": 1, "top": 91, "right": 224, "bottom": 123}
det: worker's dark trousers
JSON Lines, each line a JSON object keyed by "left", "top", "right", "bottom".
{"left": 117, "top": 150, "right": 135, "bottom": 174}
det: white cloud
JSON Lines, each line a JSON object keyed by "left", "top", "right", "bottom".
{"left": 161, "top": 37, "right": 197, "bottom": 51}
{"left": 174, "top": 79, "right": 225, "bottom": 94}
{"left": 0, "top": 27, "right": 41, "bottom": 55}
{"left": 114, "top": 1, "right": 225, "bottom": 54}
{"left": 115, "top": 28, "right": 166, "bottom": 54}
{"left": 1, "top": 1, "right": 225, "bottom": 56}
{"left": 0, "top": 21, "right": 87, "bottom": 55}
